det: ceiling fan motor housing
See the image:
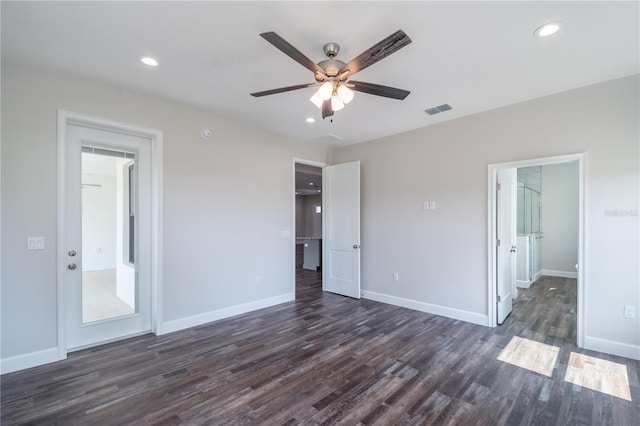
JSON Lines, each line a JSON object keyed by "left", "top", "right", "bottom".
{"left": 315, "top": 42, "right": 346, "bottom": 82}
{"left": 316, "top": 59, "right": 347, "bottom": 81}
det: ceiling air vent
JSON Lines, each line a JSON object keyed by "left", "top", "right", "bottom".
{"left": 315, "top": 133, "right": 344, "bottom": 143}
{"left": 425, "top": 104, "right": 452, "bottom": 115}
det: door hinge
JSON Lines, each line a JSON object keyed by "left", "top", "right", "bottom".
{"left": 497, "top": 295, "right": 502, "bottom": 302}
{"left": 496, "top": 238, "right": 501, "bottom": 246}
{"left": 497, "top": 182, "right": 501, "bottom": 191}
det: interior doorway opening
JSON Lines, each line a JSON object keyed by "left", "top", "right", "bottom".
{"left": 294, "top": 161, "right": 324, "bottom": 298}
{"left": 489, "top": 153, "right": 584, "bottom": 347}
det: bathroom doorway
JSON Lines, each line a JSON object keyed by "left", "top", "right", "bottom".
{"left": 489, "top": 153, "right": 584, "bottom": 346}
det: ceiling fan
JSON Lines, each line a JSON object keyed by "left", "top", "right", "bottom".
{"left": 250, "top": 30, "right": 412, "bottom": 119}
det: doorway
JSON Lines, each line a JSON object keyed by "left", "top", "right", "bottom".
{"left": 488, "top": 153, "right": 584, "bottom": 347}
{"left": 57, "top": 111, "right": 163, "bottom": 358}
{"left": 292, "top": 159, "right": 362, "bottom": 300}
{"left": 294, "top": 161, "right": 324, "bottom": 297}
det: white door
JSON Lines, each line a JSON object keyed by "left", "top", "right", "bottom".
{"left": 497, "top": 168, "right": 517, "bottom": 324}
{"left": 65, "top": 124, "right": 152, "bottom": 350}
{"left": 323, "top": 161, "right": 361, "bottom": 298}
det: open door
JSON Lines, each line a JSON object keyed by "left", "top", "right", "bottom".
{"left": 497, "top": 168, "right": 517, "bottom": 324}
{"left": 323, "top": 161, "right": 361, "bottom": 298}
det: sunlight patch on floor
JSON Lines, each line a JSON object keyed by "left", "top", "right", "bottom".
{"left": 497, "top": 336, "right": 559, "bottom": 377}
{"left": 564, "top": 352, "right": 631, "bottom": 401}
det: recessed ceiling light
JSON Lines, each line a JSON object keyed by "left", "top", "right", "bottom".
{"left": 305, "top": 117, "right": 315, "bottom": 123}
{"left": 139, "top": 56, "right": 159, "bottom": 67}
{"left": 534, "top": 22, "right": 561, "bottom": 38}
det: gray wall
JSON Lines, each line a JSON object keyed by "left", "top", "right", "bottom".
{"left": 1, "top": 63, "right": 329, "bottom": 360}
{"left": 295, "top": 195, "right": 322, "bottom": 239}
{"left": 304, "top": 195, "right": 322, "bottom": 238}
{"left": 295, "top": 195, "right": 305, "bottom": 237}
{"left": 541, "top": 162, "right": 579, "bottom": 275}
{"left": 2, "top": 61, "right": 638, "bottom": 366}
{"left": 333, "top": 75, "right": 639, "bottom": 357}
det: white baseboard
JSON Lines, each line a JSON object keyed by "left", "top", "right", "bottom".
{"left": 584, "top": 336, "right": 640, "bottom": 360}
{"left": 541, "top": 269, "right": 577, "bottom": 279}
{"left": 361, "top": 290, "right": 489, "bottom": 327}
{"left": 1, "top": 347, "right": 60, "bottom": 375}
{"left": 161, "top": 293, "right": 294, "bottom": 334}
{"left": 517, "top": 279, "right": 532, "bottom": 289}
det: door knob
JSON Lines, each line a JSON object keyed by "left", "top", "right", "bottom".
{"left": 353, "top": 244, "right": 360, "bottom": 249}
{"left": 68, "top": 250, "right": 77, "bottom": 257}
{"left": 68, "top": 263, "right": 77, "bottom": 270}
{"left": 510, "top": 246, "right": 517, "bottom": 253}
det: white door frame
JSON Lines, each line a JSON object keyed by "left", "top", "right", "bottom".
{"left": 487, "top": 153, "right": 585, "bottom": 347}
{"left": 57, "top": 110, "right": 164, "bottom": 360}
{"left": 292, "top": 158, "right": 326, "bottom": 297}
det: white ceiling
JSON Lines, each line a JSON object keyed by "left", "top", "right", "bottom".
{"left": 2, "top": 1, "right": 638, "bottom": 146}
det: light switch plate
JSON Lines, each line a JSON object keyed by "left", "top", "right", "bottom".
{"left": 27, "top": 237, "right": 45, "bottom": 250}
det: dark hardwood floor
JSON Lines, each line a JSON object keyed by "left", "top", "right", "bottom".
{"left": 2, "top": 267, "right": 638, "bottom": 425}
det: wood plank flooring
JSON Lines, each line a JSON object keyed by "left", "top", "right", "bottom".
{"left": 2, "top": 272, "right": 639, "bottom": 425}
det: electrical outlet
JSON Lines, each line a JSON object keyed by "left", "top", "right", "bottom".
{"left": 393, "top": 272, "right": 400, "bottom": 282}
{"left": 624, "top": 305, "right": 636, "bottom": 319}
{"left": 256, "top": 275, "right": 262, "bottom": 284}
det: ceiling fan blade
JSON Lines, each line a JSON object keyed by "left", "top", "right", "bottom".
{"left": 260, "top": 32, "right": 325, "bottom": 74}
{"left": 349, "top": 81, "right": 410, "bottom": 100}
{"left": 322, "top": 99, "right": 334, "bottom": 119}
{"left": 250, "top": 83, "right": 319, "bottom": 97}
{"left": 339, "top": 30, "right": 412, "bottom": 77}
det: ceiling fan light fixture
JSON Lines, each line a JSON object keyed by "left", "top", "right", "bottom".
{"left": 331, "top": 94, "right": 345, "bottom": 111}
{"left": 309, "top": 92, "right": 324, "bottom": 108}
{"left": 337, "top": 84, "right": 354, "bottom": 104}
{"left": 317, "top": 81, "right": 334, "bottom": 100}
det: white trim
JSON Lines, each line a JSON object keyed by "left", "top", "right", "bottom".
{"left": 362, "top": 290, "right": 488, "bottom": 326}
{"left": 67, "top": 330, "right": 151, "bottom": 353}
{"left": 56, "top": 113, "right": 69, "bottom": 361}
{"left": 292, "top": 158, "right": 326, "bottom": 299}
{"left": 584, "top": 336, "right": 640, "bottom": 361}
{"left": 0, "top": 347, "right": 59, "bottom": 375}
{"left": 57, "top": 110, "right": 163, "bottom": 357}
{"left": 533, "top": 270, "right": 543, "bottom": 282}
{"left": 541, "top": 269, "right": 578, "bottom": 279}
{"left": 488, "top": 153, "right": 586, "bottom": 346}
{"left": 516, "top": 279, "right": 532, "bottom": 289}
{"left": 151, "top": 126, "right": 164, "bottom": 335}
{"left": 161, "top": 293, "right": 294, "bottom": 334}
